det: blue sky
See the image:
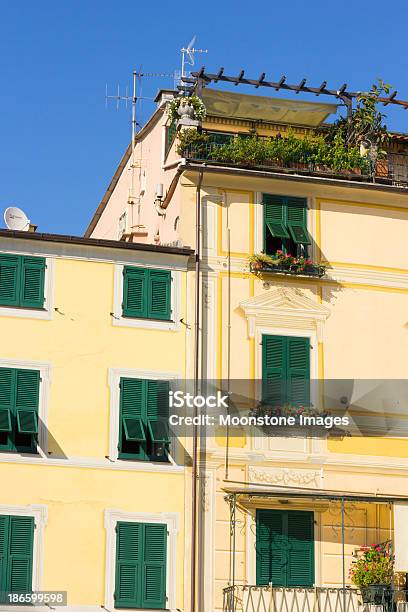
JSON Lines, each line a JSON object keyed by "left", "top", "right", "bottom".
{"left": 1, "top": 0, "right": 407, "bottom": 235}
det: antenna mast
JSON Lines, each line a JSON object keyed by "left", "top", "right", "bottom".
{"left": 180, "top": 36, "right": 208, "bottom": 81}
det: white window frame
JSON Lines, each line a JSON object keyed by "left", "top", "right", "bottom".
{"left": 0, "top": 254, "right": 54, "bottom": 321}
{"left": 108, "top": 367, "right": 181, "bottom": 465}
{"left": 0, "top": 504, "right": 47, "bottom": 612}
{"left": 112, "top": 264, "right": 181, "bottom": 331}
{"left": 104, "top": 508, "right": 179, "bottom": 612}
{"left": 0, "top": 358, "right": 52, "bottom": 457}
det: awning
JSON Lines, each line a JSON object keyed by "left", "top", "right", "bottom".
{"left": 223, "top": 483, "right": 408, "bottom": 504}
{"left": 202, "top": 88, "right": 337, "bottom": 127}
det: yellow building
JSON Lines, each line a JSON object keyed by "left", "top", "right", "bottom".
{"left": 86, "top": 77, "right": 408, "bottom": 612}
{"left": 0, "top": 229, "right": 192, "bottom": 611}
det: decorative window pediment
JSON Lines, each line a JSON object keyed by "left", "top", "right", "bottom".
{"left": 239, "top": 286, "right": 330, "bottom": 340}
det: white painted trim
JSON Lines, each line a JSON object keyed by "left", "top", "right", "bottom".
{"left": 252, "top": 325, "right": 318, "bottom": 456}
{"left": 0, "top": 257, "right": 54, "bottom": 321}
{"left": 0, "top": 453, "right": 184, "bottom": 471}
{"left": 112, "top": 264, "right": 181, "bottom": 331}
{"left": 0, "top": 358, "right": 52, "bottom": 455}
{"left": 0, "top": 504, "right": 47, "bottom": 597}
{"left": 108, "top": 367, "right": 181, "bottom": 464}
{"left": 104, "top": 509, "right": 179, "bottom": 612}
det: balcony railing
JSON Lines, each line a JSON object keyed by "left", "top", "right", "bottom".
{"left": 223, "top": 585, "right": 408, "bottom": 612}
{"left": 182, "top": 143, "right": 408, "bottom": 188}
{"left": 249, "top": 261, "right": 326, "bottom": 278}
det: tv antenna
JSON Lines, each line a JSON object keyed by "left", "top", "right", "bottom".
{"left": 180, "top": 36, "right": 208, "bottom": 80}
{"left": 105, "top": 70, "right": 174, "bottom": 231}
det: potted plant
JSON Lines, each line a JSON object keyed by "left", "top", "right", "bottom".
{"left": 248, "top": 253, "right": 274, "bottom": 274}
{"left": 167, "top": 95, "right": 206, "bottom": 125}
{"left": 349, "top": 542, "right": 394, "bottom": 606}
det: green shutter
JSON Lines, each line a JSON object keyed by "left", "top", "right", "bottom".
{"left": 287, "top": 197, "right": 311, "bottom": 245}
{"left": 20, "top": 257, "right": 45, "bottom": 309}
{"left": 119, "top": 378, "right": 146, "bottom": 451}
{"left": 256, "top": 510, "right": 314, "bottom": 587}
{"left": 262, "top": 335, "right": 310, "bottom": 407}
{"left": 256, "top": 510, "right": 285, "bottom": 586}
{"left": 148, "top": 270, "right": 171, "bottom": 321}
{"left": 15, "top": 370, "right": 40, "bottom": 436}
{"left": 146, "top": 381, "right": 170, "bottom": 445}
{"left": 123, "top": 267, "right": 147, "bottom": 318}
{"left": 141, "top": 524, "right": 167, "bottom": 609}
{"left": 263, "top": 195, "right": 290, "bottom": 239}
{"left": 7, "top": 516, "right": 34, "bottom": 593}
{"left": 287, "top": 337, "right": 310, "bottom": 407}
{"left": 115, "top": 522, "right": 143, "bottom": 608}
{"left": 0, "top": 369, "right": 13, "bottom": 438}
{"left": 287, "top": 511, "right": 314, "bottom": 587}
{"left": 0, "top": 255, "right": 20, "bottom": 306}
{"left": 262, "top": 336, "right": 286, "bottom": 406}
{"left": 0, "top": 516, "right": 8, "bottom": 592}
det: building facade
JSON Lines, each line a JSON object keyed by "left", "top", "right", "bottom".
{"left": 0, "top": 230, "right": 192, "bottom": 611}
{"left": 86, "top": 83, "right": 408, "bottom": 612}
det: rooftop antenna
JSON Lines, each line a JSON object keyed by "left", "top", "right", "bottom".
{"left": 105, "top": 70, "right": 174, "bottom": 233}
{"left": 181, "top": 36, "right": 208, "bottom": 81}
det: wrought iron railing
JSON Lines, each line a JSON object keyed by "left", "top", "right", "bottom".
{"left": 182, "top": 143, "right": 408, "bottom": 188}
{"left": 249, "top": 261, "right": 326, "bottom": 278}
{"left": 222, "top": 585, "right": 408, "bottom": 612}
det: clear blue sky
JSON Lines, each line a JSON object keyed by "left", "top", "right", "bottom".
{"left": 1, "top": 0, "right": 407, "bottom": 235}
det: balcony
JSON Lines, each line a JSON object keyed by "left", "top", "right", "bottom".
{"left": 223, "top": 585, "right": 408, "bottom": 612}
{"left": 180, "top": 136, "right": 408, "bottom": 188}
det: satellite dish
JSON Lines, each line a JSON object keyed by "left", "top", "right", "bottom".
{"left": 4, "top": 207, "right": 30, "bottom": 231}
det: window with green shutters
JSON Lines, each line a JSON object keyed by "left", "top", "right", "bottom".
{"left": 256, "top": 509, "right": 314, "bottom": 587}
{"left": 0, "top": 368, "right": 40, "bottom": 454}
{"left": 262, "top": 335, "right": 310, "bottom": 407}
{"left": 0, "top": 254, "right": 45, "bottom": 309}
{"left": 114, "top": 521, "right": 167, "bottom": 609}
{"left": 0, "top": 515, "right": 34, "bottom": 595}
{"left": 263, "top": 194, "right": 311, "bottom": 257}
{"left": 122, "top": 267, "right": 171, "bottom": 321}
{"left": 119, "top": 378, "right": 170, "bottom": 462}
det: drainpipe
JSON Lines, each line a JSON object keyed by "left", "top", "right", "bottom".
{"left": 191, "top": 170, "right": 203, "bottom": 612}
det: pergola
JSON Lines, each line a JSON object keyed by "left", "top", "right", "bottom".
{"left": 181, "top": 68, "right": 408, "bottom": 117}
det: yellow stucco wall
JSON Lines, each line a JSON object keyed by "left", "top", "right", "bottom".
{"left": 0, "top": 245, "right": 189, "bottom": 609}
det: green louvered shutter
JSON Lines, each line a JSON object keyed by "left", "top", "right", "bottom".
{"left": 146, "top": 381, "right": 170, "bottom": 445}
{"left": 287, "top": 511, "right": 314, "bottom": 587}
{"left": 20, "top": 257, "right": 45, "bottom": 309}
{"left": 256, "top": 510, "right": 285, "bottom": 586}
{"left": 263, "top": 195, "right": 290, "bottom": 241}
{"left": 287, "top": 337, "right": 310, "bottom": 407}
{"left": 15, "top": 370, "right": 40, "bottom": 437}
{"left": 115, "top": 522, "right": 143, "bottom": 608}
{"left": 141, "top": 523, "right": 167, "bottom": 609}
{"left": 0, "top": 369, "right": 13, "bottom": 437}
{"left": 0, "top": 255, "right": 20, "bottom": 306}
{"left": 262, "top": 335, "right": 286, "bottom": 406}
{"left": 287, "top": 197, "right": 311, "bottom": 245}
{"left": 0, "top": 516, "right": 8, "bottom": 592}
{"left": 7, "top": 516, "right": 34, "bottom": 593}
{"left": 148, "top": 270, "right": 171, "bottom": 321}
{"left": 123, "top": 267, "right": 147, "bottom": 318}
{"left": 120, "top": 378, "right": 146, "bottom": 450}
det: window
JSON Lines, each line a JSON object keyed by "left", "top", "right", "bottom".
{"left": 263, "top": 194, "right": 311, "bottom": 257}
{"left": 262, "top": 335, "right": 310, "bottom": 407}
{"left": 0, "top": 514, "right": 34, "bottom": 594}
{"left": 256, "top": 509, "right": 314, "bottom": 587}
{"left": 119, "top": 378, "right": 170, "bottom": 462}
{"left": 165, "top": 120, "right": 177, "bottom": 158}
{"left": 0, "top": 254, "right": 45, "bottom": 309}
{"left": 115, "top": 521, "right": 167, "bottom": 609}
{"left": 122, "top": 267, "right": 171, "bottom": 321}
{"left": 0, "top": 367, "right": 40, "bottom": 453}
